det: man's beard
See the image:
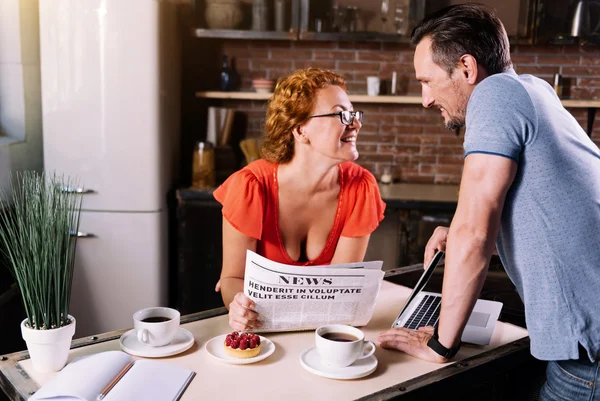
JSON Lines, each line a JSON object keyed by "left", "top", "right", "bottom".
{"left": 445, "top": 114, "right": 465, "bottom": 131}
{"left": 444, "top": 83, "right": 468, "bottom": 131}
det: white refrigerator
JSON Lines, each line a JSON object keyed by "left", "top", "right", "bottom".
{"left": 39, "top": 0, "right": 181, "bottom": 337}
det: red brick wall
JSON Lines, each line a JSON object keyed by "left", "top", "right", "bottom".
{"left": 217, "top": 40, "right": 600, "bottom": 184}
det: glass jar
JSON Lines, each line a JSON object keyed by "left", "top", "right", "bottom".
{"left": 380, "top": 166, "right": 392, "bottom": 185}
{"left": 252, "top": 0, "right": 268, "bottom": 31}
{"left": 192, "top": 141, "right": 215, "bottom": 190}
{"left": 346, "top": 6, "right": 359, "bottom": 33}
{"left": 394, "top": 4, "right": 408, "bottom": 35}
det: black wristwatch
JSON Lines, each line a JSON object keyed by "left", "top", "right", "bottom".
{"left": 427, "top": 327, "right": 461, "bottom": 359}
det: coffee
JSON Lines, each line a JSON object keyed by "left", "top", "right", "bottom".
{"left": 141, "top": 316, "right": 171, "bottom": 323}
{"left": 134, "top": 307, "right": 180, "bottom": 347}
{"left": 322, "top": 332, "right": 359, "bottom": 342}
{"left": 316, "top": 324, "right": 375, "bottom": 367}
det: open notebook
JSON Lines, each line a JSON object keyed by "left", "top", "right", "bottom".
{"left": 30, "top": 351, "right": 195, "bottom": 401}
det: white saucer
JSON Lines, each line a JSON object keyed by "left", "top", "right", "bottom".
{"left": 119, "top": 328, "right": 195, "bottom": 358}
{"left": 205, "top": 334, "right": 275, "bottom": 365}
{"left": 299, "top": 346, "right": 378, "bottom": 380}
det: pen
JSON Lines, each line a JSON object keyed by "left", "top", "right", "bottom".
{"left": 96, "top": 361, "right": 134, "bottom": 400}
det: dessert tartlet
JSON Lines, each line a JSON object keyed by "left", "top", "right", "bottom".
{"left": 224, "top": 331, "right": 261, "bottom": 358}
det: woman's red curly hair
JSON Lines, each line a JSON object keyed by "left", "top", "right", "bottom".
{"left": 261, "top": 68, "right": 347, "bottom": 164}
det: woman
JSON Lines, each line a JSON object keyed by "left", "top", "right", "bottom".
{"left": 213, "top": 68, "right": 386, "bottom": 331}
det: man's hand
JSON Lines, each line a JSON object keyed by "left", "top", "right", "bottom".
{"left": 376, "top": 326, "right": 448, "bottom": 363}
{"left": 424, "top": 226, "right": 449, "bottom": 267}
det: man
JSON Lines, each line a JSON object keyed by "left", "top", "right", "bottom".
{"left": 376, "top": 4, "right": 600, "bottom": 400}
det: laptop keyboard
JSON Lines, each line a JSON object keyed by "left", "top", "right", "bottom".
{"left": 404, "top": 295, "right": 441, "bottom": 330}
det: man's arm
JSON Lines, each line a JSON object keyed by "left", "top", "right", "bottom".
{"left": 423, "top": 226, "right": 498, "bottom": 269}
{"left": 436, "top": 153, "right": 517, "bottom": 350}
{"left": 378, "top": 153, "right": 516, "bottom": 361}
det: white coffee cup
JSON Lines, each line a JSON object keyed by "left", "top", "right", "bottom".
{"left": 315, "top": 324, "right": 376, "bottom": 367}
{"left": 366, "top": 76, "right": 380, "bottom": 96}
{"left": 133, "top": 307, "right": 180, "bottom": 347}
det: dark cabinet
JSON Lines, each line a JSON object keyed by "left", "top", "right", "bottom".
{"left": 398, "top": 209, "right": 453, "bottom": 266}
{"left": 0, "top": 209, "right": 27, "bottom": 356}
{"left": 0, "top": 259, "right": 26, "bottom": 356}
{"left": 173, "top": 189, "right": 225, "bottom": 315}
{"left": 426, "top": 0, "right": 538, "bottom": 42}
{"left": 536, "top": 0, "right": 600, "bottom": 44}
{"left": 298, "top": 0, "right": 426, "bottom": 41}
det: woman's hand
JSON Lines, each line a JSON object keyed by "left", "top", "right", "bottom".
{"left": 228, "top": 292, "right": 262, "bottom": 331}
{"left": 424, "top": 226, "right": 449, "bottom": 267}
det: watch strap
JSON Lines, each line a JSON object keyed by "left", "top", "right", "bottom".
{"left": 427, "top": 327, "right": 460, "bottom": 359}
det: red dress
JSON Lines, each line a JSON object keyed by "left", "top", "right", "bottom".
{"left": 213, "top": 159, "right": 386, "bottom": 266}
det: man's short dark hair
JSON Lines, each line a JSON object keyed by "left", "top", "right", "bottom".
{"left": 410, "top": 3, "right": 512, "bottom": 76}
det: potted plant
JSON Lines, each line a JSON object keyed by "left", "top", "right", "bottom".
{"left": 0, "top": 172, "right": 82, "bottom": 372}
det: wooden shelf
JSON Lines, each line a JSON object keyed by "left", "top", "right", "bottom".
{"left": 298, "top": 31, "right": 409, "bottom": 43}
{"left": 348, "top": 95, "right": 422, "bottom": 104}
{"left": 196, "top": 92, "right": 599, "bottom": 136}
{"left": 196, "top": 91, "right": 274, "bottom": 101}
{"left": 195, "top": 92, "right": 423, "bottom": 104}
{"left": 194, "top": 29, "right": 297, "bottom": 40}
{"left": 561, "top": 100, "right": 600, "bottom": 108}
{"left": 192, "top": 30, "right": 533, "bottom": 44}
{"left": 195, "top": 92, "right": 600, "bottom": 108}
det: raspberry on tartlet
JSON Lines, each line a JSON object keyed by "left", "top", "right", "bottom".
{"left": 224, "top": 331, "right": 261, "bottom": 358}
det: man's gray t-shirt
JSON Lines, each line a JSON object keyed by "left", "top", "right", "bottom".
{"left": 464, "top": 68, "right": 600, "bottom": 361}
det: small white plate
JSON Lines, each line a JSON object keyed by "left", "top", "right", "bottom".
{"left": 204, "top": 334, "right": 275, "bottom": 365}
{"left": 119, "top": 327, "right": 195, "bottom": 358}
{"left": 300, "top": 346, "right": 378, "bottom": 380}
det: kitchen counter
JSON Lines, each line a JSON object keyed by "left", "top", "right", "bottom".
{"left": 178, "top": 183, "right": 459, "bottom": 211}
{"left": 377, "top": 183, "right": 458, "bottom": 210}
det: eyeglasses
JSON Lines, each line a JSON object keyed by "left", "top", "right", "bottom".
{"left": 308, "top": 110, "right": 364, "bottom": 126}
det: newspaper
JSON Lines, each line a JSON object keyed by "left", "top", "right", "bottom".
{"left": 244, "top": 250, "right": 385, "bottom": 332}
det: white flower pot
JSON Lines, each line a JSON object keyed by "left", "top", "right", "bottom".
{"left": 20, "top": 315, "right": 76, "bottom": 372}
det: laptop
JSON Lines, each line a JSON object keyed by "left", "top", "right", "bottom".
{"left": 391, "top": 251, "right": 503, "bottom": 345}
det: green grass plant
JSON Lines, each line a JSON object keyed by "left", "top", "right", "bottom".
{"left": 0, "top": 172, "right": 82, "bottom": 330}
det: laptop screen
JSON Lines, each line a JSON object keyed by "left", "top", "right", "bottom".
{"left": 391, "top": 250, "right": 445, "bottom": 328}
